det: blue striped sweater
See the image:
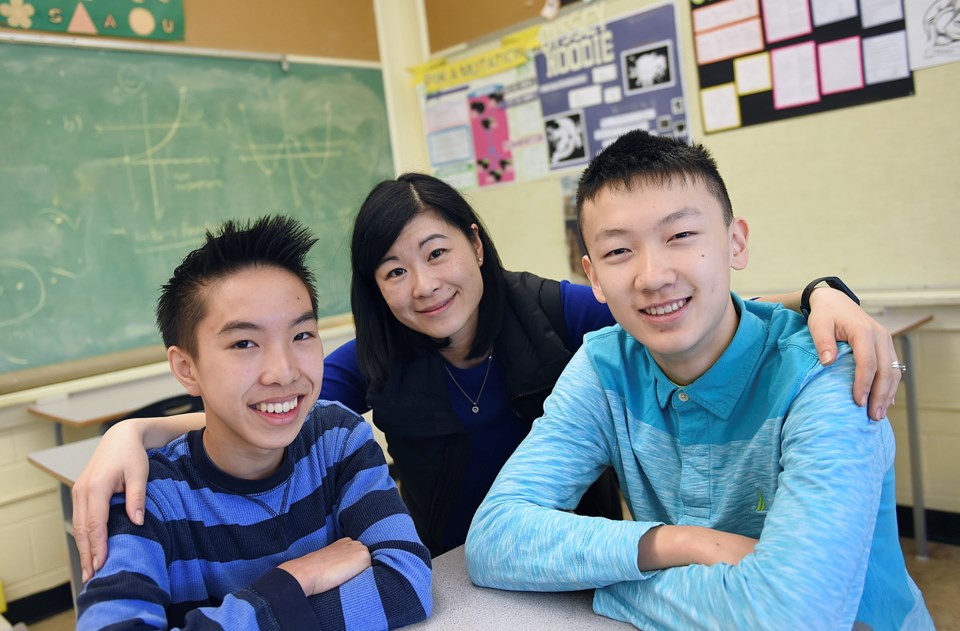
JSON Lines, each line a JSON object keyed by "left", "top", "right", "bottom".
{"left": 466, "top": 295, "right": 932, "bottom": 630}
{"left": 77, "top": 400, "right": 432, "bottom": 630}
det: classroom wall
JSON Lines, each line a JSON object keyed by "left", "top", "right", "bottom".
{"left": 382, "top": 0, "right": 960, "bottom": 516}
{"left": 0, "top": 0, "right": 380, "bottom": 603}
{"left": 181, "top": 0, "right": 378, "bottom": 60}
{"left": 0, "top": 0, "right": 379, "bottom": 60}
{"left": 424, "top": 0, "right": 544, "bottom": 53}
{"left": 2, "top": 0, "right": 957, "bottom": 606}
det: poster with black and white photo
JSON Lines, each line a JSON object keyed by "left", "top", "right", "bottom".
{"left": 534, "top": 2, "right": 688, "bottom": 171}
{"left": 545, "top": 110, "right": 588, "bottom": 167}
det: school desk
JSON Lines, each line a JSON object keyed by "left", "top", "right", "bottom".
{"left": 410, "top": 545, "right": 631, "bottom": 629}
{"left": 27, "top": 373, "right": 188, "bottom": 445}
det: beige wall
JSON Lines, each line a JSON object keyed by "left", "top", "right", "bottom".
{"left": 180, "top": 0, "right": 378, "bottom": 61}
{"left": 0, "top": 0, "right": 379, "bottom": 60}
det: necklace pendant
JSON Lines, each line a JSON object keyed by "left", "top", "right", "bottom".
{"left": 471, "top": 405, "right": 480, "bottom": 414}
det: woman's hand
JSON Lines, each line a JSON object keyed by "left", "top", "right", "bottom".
{"left": 72, "top": 411, "right": 205, "bottom": 581}
{"left": 806, "top": 287, "right": 901, "bottom": 421}
{"left": 72, "top": 419, "right": 150, "bottom": 582}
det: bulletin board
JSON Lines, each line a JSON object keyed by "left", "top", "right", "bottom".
{"left": 418, "top": 2, "right": 689, "bottom": 189}
{"left": 691, "top": 0, "right": 915, "bottom": 133}
{"left": 537, "top": 3, "right": 688, "bottom": 168}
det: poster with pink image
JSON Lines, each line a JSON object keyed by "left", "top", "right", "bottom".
{"left": 469, "top": 87, "right": 515, "bottom": 186}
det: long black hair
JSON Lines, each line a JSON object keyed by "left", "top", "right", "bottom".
{"left": 350, "top": 173, "right": 507, "bottom": 393}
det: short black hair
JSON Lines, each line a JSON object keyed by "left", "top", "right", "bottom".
{"left": 350, "top": 173, "right": 507, "bottom": 392}
{"left": 576, "top": 130, "right": 733, "bottom": 253}
{"left": 156, "top": 215, "right": 318, "bottom": 356}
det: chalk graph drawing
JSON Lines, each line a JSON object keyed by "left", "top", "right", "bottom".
{"left": 0, "top": 47, "right": 392, "bottom": 374}
{"left": 236, "top": 96, "right": 340, "bottom": 209}
{"left": 97, "top": 84, "right": 208, "bottom": 222}
{"left": 86, "top": 63, "right": 360, "bottom": 257}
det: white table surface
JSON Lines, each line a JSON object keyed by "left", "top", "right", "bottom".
{"left": 410, "top": 546, "right": 632, "bottom": 629}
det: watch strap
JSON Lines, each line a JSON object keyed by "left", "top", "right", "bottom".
{"left": 800, "top": 276, "right": 861, "bottom": 319}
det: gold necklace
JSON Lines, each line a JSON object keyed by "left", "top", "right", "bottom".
{"left": 442, "top": 353, "right": 493, "bottom": 414}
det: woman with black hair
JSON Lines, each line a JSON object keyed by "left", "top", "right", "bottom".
{"left": 340, "top": 173, "right": 623, "bottom": 555}
{"left": 70, "top": 173, "right": 901, "bottom": 575}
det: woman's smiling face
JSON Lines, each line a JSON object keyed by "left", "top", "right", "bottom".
{"left": 374, "top": 209, "right": 485, "bottom": 351}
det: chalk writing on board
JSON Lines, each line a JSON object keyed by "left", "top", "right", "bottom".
{"left": 0, "top": 44, "right": 393, "bottom": 375}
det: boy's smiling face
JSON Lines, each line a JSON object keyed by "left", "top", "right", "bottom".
{"left": 167, "top": 265, "right": 324, "bottom": 479}
{"left": 581, "top": 177, "right": 749, "bottom": 385}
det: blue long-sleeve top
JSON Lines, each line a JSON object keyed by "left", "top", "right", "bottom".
{"left": 77, "top": 400, "right": 432, "bottom": 630}
{"left": 466, "top": 295, "right": 932, "bottom": 630}
{"left": 322, "top": 280, "right": 614, "bottom": 550}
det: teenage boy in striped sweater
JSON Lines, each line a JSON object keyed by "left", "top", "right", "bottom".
{"left": 77, "top": 216, "right": 432, "bottom": 630}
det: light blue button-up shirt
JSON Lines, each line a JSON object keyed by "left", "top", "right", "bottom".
{"left": 467, "top": 294, "right": 932, "bottom": 630}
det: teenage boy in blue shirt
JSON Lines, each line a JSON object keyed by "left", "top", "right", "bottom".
{"left": 465, "top": 131, "right": 932, "bottom": 629}
{"left": 77, "top": 216, "right": 432, "bottom": 630}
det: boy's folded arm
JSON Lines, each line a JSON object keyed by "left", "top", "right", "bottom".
{"left": 600, "top": 357, "right": 890, "bottom": 629}
{"left": 315, "top": 416, "right": 433, "bottom": 627}
{"left": 466, "top": 350, "right": 653, "bottom": 591}
{"left": 76, "top": 499, "right": 318, "bottom": 630}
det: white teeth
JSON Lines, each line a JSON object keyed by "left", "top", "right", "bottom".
{"left": 643, "top": 299, "right": 687, "bottom": 316}
{"left": 256, "top": 396, "right": 299, "bottom": 414}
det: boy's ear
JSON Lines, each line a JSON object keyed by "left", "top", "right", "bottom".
{"left": 168, "top": 346, "right": 203, "bottom": 396}
{"left": 729, "top": 217, "right": 749, "bottom": 271}
{"left": 581, "top": 254, "right": 608, "bottom": 304}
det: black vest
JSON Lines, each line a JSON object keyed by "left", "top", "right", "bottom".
{"left": 368, "top": 271, "right": 621, "bottom": 556}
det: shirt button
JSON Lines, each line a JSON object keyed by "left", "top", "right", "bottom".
{"left": 678, "top": 392, "right": 689, "bottom": 402}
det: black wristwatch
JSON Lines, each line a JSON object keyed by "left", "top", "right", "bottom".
{"left": 800, "top": 276, "right": 861, "bottom": 319}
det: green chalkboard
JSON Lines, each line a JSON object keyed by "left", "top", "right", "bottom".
{"left": 0, "top": 42, "right": 392, "bottom": 378}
